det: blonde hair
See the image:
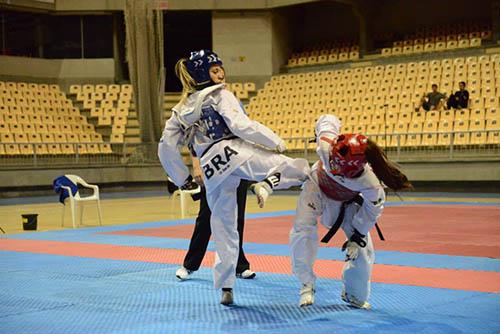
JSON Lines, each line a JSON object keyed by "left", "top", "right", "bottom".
{"left": 175, "top": 58, "right": 197, "bottom": 103}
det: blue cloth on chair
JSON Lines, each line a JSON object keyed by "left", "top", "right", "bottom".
{"left": 53, "top": 175, "right": 78, "bottom": 204}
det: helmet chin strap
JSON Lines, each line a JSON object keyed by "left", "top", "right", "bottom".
{"left": 195, "top": 80, "right": 216, "bottom": 91}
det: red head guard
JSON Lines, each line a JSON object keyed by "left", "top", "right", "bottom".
{"left": 329, "top": 133, "right": 368, "bottom": 178}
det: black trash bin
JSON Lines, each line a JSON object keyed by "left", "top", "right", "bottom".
{"left": 22, "top": 214, "right": 38, "bottom": 231}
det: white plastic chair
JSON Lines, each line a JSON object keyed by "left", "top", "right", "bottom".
{"left": 169, "top": 177, "right": 201, "bottom": 218}
{"left": 60, "top": 174, "right": 103, "bottom": 228}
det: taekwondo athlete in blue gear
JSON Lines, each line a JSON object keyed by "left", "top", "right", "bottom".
{"left": 158, "top": 49, "right": 310, "bottom": 306}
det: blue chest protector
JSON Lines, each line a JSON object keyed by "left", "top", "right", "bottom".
{"left": 200, "top": 105, "right": 232, "bottom": 140}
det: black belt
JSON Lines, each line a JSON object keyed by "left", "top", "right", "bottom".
{"left": 321, "top": 195, "right": 363, "bottom": 243}
{"left": 320, "top": 195, "right": 385, "bottom": 243}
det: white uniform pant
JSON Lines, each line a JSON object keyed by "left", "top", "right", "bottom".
{"left": 289, "top": 178, "right": 375, "bottom": 302}
{"left": 206, "top": 146, "right": 310, "bottom": 289}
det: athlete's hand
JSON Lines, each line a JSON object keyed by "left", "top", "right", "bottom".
{"left": 180, "top": 175, "right": 199, "bottom": 191}
{"left": 276, "top": 141, "right": 286, "bottom": 153}
{"left": 342, "top": 229, "right": 366, "bottom": 261}
{"left": 192, "top": 157, "right": 204, "bottom": 185}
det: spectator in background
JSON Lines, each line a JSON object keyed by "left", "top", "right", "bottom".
{"left": 446, "top": 81, "right": 469, "bottom": 110}
{"left": 416, "top": 84, "right": 446, "bottom": 112}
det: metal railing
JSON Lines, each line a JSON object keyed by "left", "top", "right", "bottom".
{"left": 0, "top": 130, "right": 499, "bottom": 168}
{"left": 282, "top": 129, "right": 500, "bottom": 162}
{"left": 0, "top": 142, "right": 160, "bottom": 168}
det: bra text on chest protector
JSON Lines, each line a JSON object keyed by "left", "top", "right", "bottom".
{"left": 203, "top": 145, "right": 239, "bottom": 179}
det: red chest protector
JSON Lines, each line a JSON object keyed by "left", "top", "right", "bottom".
{"left": 317, "top": 161, "right": 359, "bottom": 201}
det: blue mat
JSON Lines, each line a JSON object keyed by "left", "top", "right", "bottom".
{"left": 0, "top": 251, "right": 499, "bottom": 334}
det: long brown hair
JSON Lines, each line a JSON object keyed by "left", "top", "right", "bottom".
{"left": 365, "top": 139, "right": 413, "bottom": 191}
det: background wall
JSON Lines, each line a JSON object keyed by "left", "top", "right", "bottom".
{"left": 1, "top": 161, "right": 499, "bottom": 192}
{"left": 212, "top": 9, "right": 294, "bottom": 84}
{"left": 0, "top": 55, "right": 115, "bottom": 88}
{"left": 212, "top": 10, "right": 274, "bottom": 81}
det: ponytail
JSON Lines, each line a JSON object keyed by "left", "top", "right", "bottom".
{"left": 175, "top": 58, "right": 197, "bottom": 103}
{"left": 365, "top": 139, "right": 413, "bottom": 191}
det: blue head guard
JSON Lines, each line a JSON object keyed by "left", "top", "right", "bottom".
{"left": 185, "top": 50, "right": 223, "bottom": 85}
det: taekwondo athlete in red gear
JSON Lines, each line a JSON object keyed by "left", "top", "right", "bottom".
{"left": 289, "top": 114, "right": 412, "bottom": 309}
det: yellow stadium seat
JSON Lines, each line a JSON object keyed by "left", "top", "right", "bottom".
{"left": 421, "top": 133, "right": 438, "bottom": 146}
{"left": 27, "top": 133, "right": 41, "bottom": 143}
{"left": 91, "top": 92, "right": 104, "bottom": 100}
{"left": 18, "top": 143, "right": 33, "bottom": 155}
{"left": 61, "top": 143, "right": 76, "bottom": 154}
{"left": 86, "top": 144, "right": 100, "bottom": 154}
{"left": 76, "top": 92, "right": 87, "bottom": 102}
{"left": 469, "top": 119, "right": 485, "bottom": 131}
{"left": 95, "top": 84, "right": 107, "bottom": 94}
{"left": 470, "top": 131, "right": 487, "bottom": 145}
{"left": 446, "top": 40, "right": 458, "bottom": 49}
{"left": 440, "top": 110, "right": 454, "bottom": 122}
{"left": 77, "top": 144, "right": 88, "bottom": 154}
{"left": 394, "top": 123, "right": 409, "bottom": 134}
{"left": 486, "top": 119, "right": 499, "bottom": 130}
{"left": 82, "top": 84, "right": 94, "bottom": 94}
{"left": 9, "top": 124, "right": 23, "bottom": 134}
{"left": 14, "top": 133, "right": 28, "bottom": 143}
{"left": 64, "top": 134, "right": 78, "bottom": 143}
{"left": 110, "top": 134, "right": 124, "bottom": 143}
{"left": 437, "top": 133, "right": 452, "bottom": 146}
{"left": 47, "top": 143, "right": 62, "bottom": 155}
{"left": 69, "top": 85, "right": 81, "bottom": 95}
{"left": 435, "top": 42, "right": 446, "bottom": 51}
{"left": 438, "top": 120, "right": 453, "bottom": 132}
{"left": 90, "top": 108, "right": 103, "bottom": 118}
{"left": 485, "top": 108, "right": 498, "bottom": 120}
{"left": 41, "top": 133, "right": 55, "bottom": 143}
{"left": 99, "top": 143, "right": 113, "bottom": 154}
{"left": 41, "top": 115, "right": 54, "bottom": 124}
{"left": 381, "top": 48, "right": 391, "bottom": 57}
{"left": 112, "top": 124, "right": 126, "bottom": 134}
{"left": 83, "top": 100, "right": 96, "bottom": 109}
{"left": 455, "top": 109, "right": 470, "bottom": 121}
{"left": 453, "top": 132, "right": 470, "bottom": 146}
{"left": 487, "top": 131, "right": 500, "bottom": 144}
{"left": 408, "top": 122, "right": 423, "bottom": 133}
{"left": 454, "top": 119, "right": 469, "bottom": 132}
{"left": 79, "top": 134, "right": 91, "bottom": 143}
{"left": 469, "top": 38, "right": 481, "bottom": 47}
{"left": 70, "top": 124, "right": 83, "bottom": 134}
{"left": 34, "top": 144, "right": 48, "bottom": 155}
{"left": 468, "top": 109, "right": 485, "bottom": 121}
{"left": 98, "top": 116, "right": 112, "bottom": 126}
{"left": 386, "top": 113, "right": 399, "bottom": 125}
{"left": 405, "top": 134, "right": 422, "bottom": 147}
{"left": 423, "top": 120, "right": 438, "bottom": 133}
{"left": 106, "top": 92, "right": 119, "bottom": 101}
{"left": 5, "top": 144, "right": 21, "bottom": 155}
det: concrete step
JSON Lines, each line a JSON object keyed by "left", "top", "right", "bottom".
{"left": 124, "top": 136, "right": 141, "bottom": 144}
{"left": 127, "top": 119, "right": 139, "bottom": 127}
{"left": 164, "top": 93, "right": 181, "bottom": 102}
{"left": 126, "top": 127, "right": 141, "bottom": 136}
